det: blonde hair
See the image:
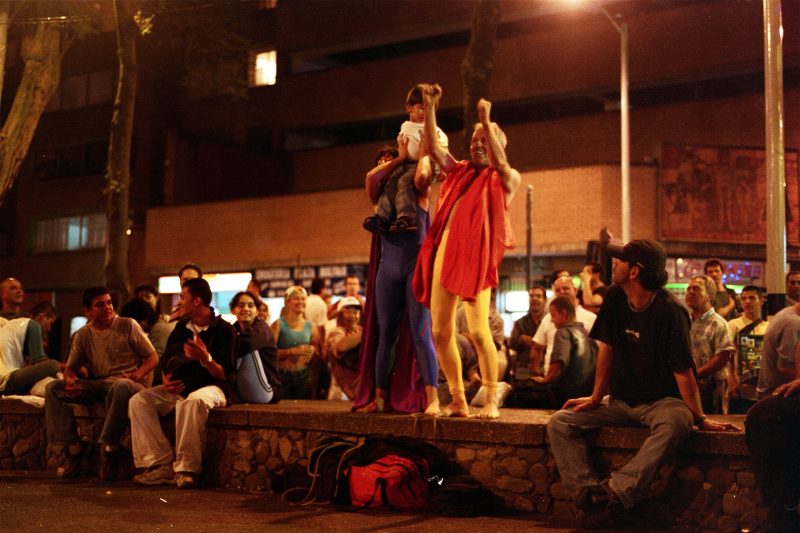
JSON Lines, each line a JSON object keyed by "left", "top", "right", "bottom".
{"left": 473, "top": 122, "right": 507, "bottom": 148}
{"left": 284, "top": 285, "right": 308, "bottom": 301}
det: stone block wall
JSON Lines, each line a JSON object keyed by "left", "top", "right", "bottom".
{"left": 0, "top": 399, "right": 767, "bottom": 532}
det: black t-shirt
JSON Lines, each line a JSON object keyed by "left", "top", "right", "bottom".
{"left": 589, "top": 284, "right": 694, "bottom": 405}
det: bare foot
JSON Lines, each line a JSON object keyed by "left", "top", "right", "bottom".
{"left": 442, "top": 398, "right": 469, "bottom": 417}
{"left": 357, "top": 397, "right": 384, "bottom": 414}
{"left": 423, "top": 385, "right": 439, "bottom": 416}
{"left": 475, "top": 402, "right": 500, "bottom": 419}
{"left": 423, "top": 400, "right": 440, "bottom": 416}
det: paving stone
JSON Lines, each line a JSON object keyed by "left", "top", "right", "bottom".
{"left": 278, "top": 436, "right": 292, "bottom": 461}
{"left": 678, "top": 465, "right": 705, "bottom": 483}
{"left": 499, "top": 456, "right": 528, "bottom": 477}
{"left": 455, "top": 447, "right": 476, "bottom": 463}
{"left": 722, "top": 486, "right": 756, "bottom": 517}
{"left": 495, "top": 475, "right": 533, "bottom": 493}
{"left": 707, "top": 466, "right": 735, "bottom": 489}
{"left": 470, "top": 460, "right": 493, "bottom": 484}
{"left": 736, "top": 471, "right": 756, "bottom": 488}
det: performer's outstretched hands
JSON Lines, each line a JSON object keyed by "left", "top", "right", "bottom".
{"left": 477, "top": 98, "right": 491, "bottom": 124}
{"left": 423, "top": 83, "right": 442, "bottom": 106}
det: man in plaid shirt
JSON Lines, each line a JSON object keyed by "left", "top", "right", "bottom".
{"left": 685, "top": 274, "right": 735, "bottom": 413}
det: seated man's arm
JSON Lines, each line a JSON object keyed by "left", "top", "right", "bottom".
{"left": 534, "top": 327, "right": 572, "bottom": 384}
{"left": 127, "top": 351, "right": 158, "bottom": 384}
{"left": 533, "top": 361, "right": 563, "bottom": 384}
{"left": 335, "top": 329, "right": 361, "bottom": 354}
{"left": 563, "top": 340, "right": 611, "bottom": 411}
{"left": 674, "top": 368, "right": 739, "bottom": 431}
{"left": 529, "top": 342, "right": 544, "bottom": 376}
{"left": 777, "top": 340, "right": 798, "bottom": 378}
{"left": 184, "top": 336, "right": 226, "bottom": 381}
{"left": 477, "top": 98, "right": 521, "bottom": 204}
{"left": 509, "top": 322, "right": 533, "bottom": 352}
{"left": 773, "top": 339, "right": 800, "bottom": 397}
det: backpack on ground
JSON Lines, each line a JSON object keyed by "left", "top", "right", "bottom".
{"left": 429, "top": 473, "right": 505, "bottom": 516}
{"left": 348, "top": 452, "right": 431, "bottom": 511}
{"left": 282, "top": 436, "right": 360, "bottom": 505}
{"left": 341, "top": 435, "right": 461, "bottom": 512}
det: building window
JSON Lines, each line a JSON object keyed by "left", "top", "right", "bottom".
{"left": 30, "top": 214, "right": 106, "bottom": 253}
{"left": 33, "top": 141, "right": 109, "bottom": 181}
{"left": 252, "top": 50, "right": 277, "bottom": 87}
{"left": 45, "top": 69, "right": 114, "bottom": 113}
{"left": 257, "top": 0, "right": 277, "bottom": 9}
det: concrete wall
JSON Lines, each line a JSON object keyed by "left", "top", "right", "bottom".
{"left": 144, "top": 164, "right": 655, "bottom": 274}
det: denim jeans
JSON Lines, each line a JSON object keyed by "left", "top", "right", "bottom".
{"left": 2, "top": 359, "right": 60, "bottom": 395}
{"left": 546, "top": 396, "right": 694, "bottom": 508}
{"left": 45, "top": 377, "right": 144, "bottom": 446}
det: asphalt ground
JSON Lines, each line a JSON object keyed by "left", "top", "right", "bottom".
{"left": 0, "top": 471, "right": 577, "bottom": 533}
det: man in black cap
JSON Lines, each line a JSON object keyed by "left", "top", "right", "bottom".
{"left": 547, "top": 238, "right": 739, "bottom": 528}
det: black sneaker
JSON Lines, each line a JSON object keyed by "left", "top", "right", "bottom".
{"left": 388, "top": 215, "right": 417, "bottom": 233}
{"left": 59, "top": 441, "right": 92, "bottom": 479}
{"left": 99, "top": 449, "right": 121, "bottom": 482}
{"left": 362, "top": 215, "right": 388, "bottom": 235}
{"left": 575, "top": 482, "right": 622, "bottom": 529}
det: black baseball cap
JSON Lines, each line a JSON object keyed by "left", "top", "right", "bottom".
{"left": 606, "top": 239, "right": 666, "bottom": 273}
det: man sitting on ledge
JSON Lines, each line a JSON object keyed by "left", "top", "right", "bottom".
{"left": 45, "top": 287, "right": 158, "bottom": 480}
{"left": 130, "top": 277, "right": 235, "bottom": 489}
{"left": 547, "top": 239, "right": 739, "bottom": 528}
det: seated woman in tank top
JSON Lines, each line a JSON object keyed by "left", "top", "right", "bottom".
{"left": 270, "top": 286, "right": 319, "bottom": 399}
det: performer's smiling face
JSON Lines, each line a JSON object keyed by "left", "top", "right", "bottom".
{"left": 470, "top": 125, "right": 490, "bottom": 166}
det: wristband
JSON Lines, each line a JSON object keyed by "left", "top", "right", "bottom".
{"left": 694, "top": 414, "right": 707, "bottom": 426}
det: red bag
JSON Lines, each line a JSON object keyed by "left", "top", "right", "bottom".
{"left": 348, "top": 454, "right": 430, "bottom": 511}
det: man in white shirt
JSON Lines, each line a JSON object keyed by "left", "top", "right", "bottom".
{"left": 305, "top": 278, "right": 328, "bottom": 327}
{"left": 531, "top": 275, "right": 596, "bottom": 375}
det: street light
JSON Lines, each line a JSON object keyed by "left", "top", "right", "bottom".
{"left": 568, "top": 1, "right": 630, "bottom": 243}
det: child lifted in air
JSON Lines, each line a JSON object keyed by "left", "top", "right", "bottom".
{"left": 362, "top": 84, "right": 448, "bottom": 234}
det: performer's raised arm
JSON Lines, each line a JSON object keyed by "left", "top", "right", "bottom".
{"left": 422, "top": 84, "right": 456, "bottom": 173}
{"left": 477, "top": 98, "right": 521, "bottom": 204}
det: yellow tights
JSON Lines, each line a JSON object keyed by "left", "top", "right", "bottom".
{"left": 430, "top": 229, "right": 499, "bottom": 418}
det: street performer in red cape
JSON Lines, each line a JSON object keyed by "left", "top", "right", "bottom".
{"left": 413, "top": 83, "right": 520, "bottom": 418}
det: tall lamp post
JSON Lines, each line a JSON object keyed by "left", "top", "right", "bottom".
{"left": 599, "top": 6, "right": 630, "bottom": 243}
{"left": 570, "top": 1, "right": 630, "bottom": 242}
{"left": 763, "top": 0, "right": 786, "bottom": 314}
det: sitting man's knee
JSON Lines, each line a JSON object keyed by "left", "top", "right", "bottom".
{"left": 547, "top": 409, "right": 571, "bottom": 431}
{"left": 45, "top": 378, "right": 64, "bottom": 396}
{"left": 656, "top": 406, "right": 693, "bottom": 438}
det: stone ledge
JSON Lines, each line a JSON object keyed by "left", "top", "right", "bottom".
{"left": 0, "top": 398, "right": 747, "bottom": 455}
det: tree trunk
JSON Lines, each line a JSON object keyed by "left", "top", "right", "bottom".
{"left": 105, "top": 0, "right": 137, "bottom": 304}
{"left": 0, "top": 0, "right": 11, "bottom": 109}
{"left": 460, "top": 0, "right": 500, "bottom": 154}
{"left": 0, "top": 21, "right": 61, "bottom": 205}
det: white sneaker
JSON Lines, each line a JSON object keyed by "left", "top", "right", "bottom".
{"left": 176, "top": 472, "right": 198, "bottom": 489}
{"left": 134, "top": 464, "right": 175, "bottom": 486}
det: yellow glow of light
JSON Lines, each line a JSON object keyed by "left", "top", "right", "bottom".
{"left": 157, "top": 272, "right": 251, "bottom": 294}
{"left": 254, "top": 50, "right": 277, "bottom": 86}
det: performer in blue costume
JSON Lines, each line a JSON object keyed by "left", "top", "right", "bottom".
{"left": 353, "top": 138, "right": 440, "bottom": 414}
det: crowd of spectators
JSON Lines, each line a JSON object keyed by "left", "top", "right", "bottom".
{"left": 0, "top": 249, "right": 798, "bottom": 525}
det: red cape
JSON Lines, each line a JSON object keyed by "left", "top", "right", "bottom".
{"left": 413, "top": 161, "right": 513, "bottom": 307}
